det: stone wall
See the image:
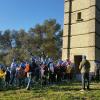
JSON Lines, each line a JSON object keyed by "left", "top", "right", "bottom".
{"left": 62, "top": 0, "right": 98, "bottom": 73}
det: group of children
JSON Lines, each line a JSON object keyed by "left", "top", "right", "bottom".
{"left": 0, "top": 57, "right": 75, "bottom": 90}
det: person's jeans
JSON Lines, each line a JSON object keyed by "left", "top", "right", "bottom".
{"left": 26, "top": 72, "right": 32, "bottom": 90}
{"left": 10, "top": 72, "right": 15, "bottom": 85}
{"left": 81, "top": 73, "right": 89, "bottom": 90}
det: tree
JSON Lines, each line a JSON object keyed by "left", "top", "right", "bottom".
{"left": 0, "top": 19, "right": 62, "bottom": 65}
{"left": 0, "top": 29, "right": 11, "bottom": 48}
{"left": 29, "top": 19, "right": 62, "bottom": 59}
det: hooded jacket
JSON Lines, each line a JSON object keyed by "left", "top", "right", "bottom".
{"left": 79, "top": 60, "right": 90, "bottom": 73}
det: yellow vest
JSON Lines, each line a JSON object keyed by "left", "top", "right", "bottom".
{"left": 66, "top": 65, "right": 72, "bottom": 73}
{"left": 0, "top": 69, "right": 5, "bottom": 78}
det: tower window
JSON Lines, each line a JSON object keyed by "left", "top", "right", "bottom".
{"left": 77, "top": 12, "right": 83, "bottom": 21}
{"left": 77, "top": 12, "right": 81, "bottom": 19}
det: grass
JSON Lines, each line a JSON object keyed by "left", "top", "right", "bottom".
{"left": 0, "top": 82, "right": 100, "bottom": 100}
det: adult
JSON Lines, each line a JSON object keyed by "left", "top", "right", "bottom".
{"left": 79, "top": 55, "right": 90, "bottom": 90}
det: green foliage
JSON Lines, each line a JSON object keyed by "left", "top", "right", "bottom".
{"left": 0, "top": 19, "right": 62, "bottom": 65}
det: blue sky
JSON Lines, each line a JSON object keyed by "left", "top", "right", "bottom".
{"left": 0, "top": 0, "right": 64, "bottom": 31}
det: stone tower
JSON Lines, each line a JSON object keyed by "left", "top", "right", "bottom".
{"left": 62, "top": 0, "right": 100, "bottom": 72}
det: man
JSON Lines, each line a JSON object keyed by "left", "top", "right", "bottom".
{"left": 79, "top": 55, "right": 90, "bottom": 90}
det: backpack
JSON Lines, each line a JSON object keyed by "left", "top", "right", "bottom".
{"left": 66, "top": 64, "right": 72, "bottom": 73}
{"left": 48, "top": 62, "right": 54, "bottom": 73}
{"left": 25, "top": 64, "right": 30, "bottom": 72}
{"left": 16, "top": 67, "right": 25, "bottom": 78}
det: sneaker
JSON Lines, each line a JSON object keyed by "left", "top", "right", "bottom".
{"left": 87, "top": 88, "right": 90, "bottom": 91}
{"left": 80, "top": 89, "right": 85, "bottom": 92}
{"left": 26, "top": 87, "right": 30, "bottom": 90}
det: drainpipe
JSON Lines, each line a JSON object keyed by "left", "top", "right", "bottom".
{"left": 67, "top": 0, "right": 72, "bottom": 59}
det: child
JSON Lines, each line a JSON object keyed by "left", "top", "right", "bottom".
{"left": 5, "top": 67, "right": 10, "bottom": 87}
